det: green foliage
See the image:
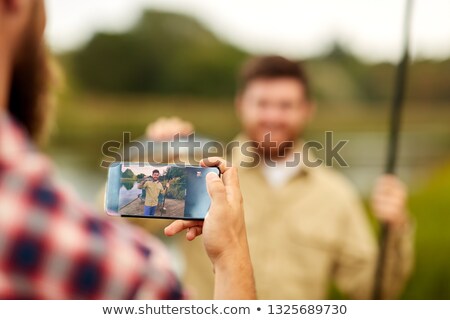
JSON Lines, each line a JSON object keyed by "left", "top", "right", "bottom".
{"left": 121, "top": 168, "right": 136, "bottom": 179}
{"left": 401, "top": 164, "right": 450, "bottom": 299}
{"left": 121, "top": 180, "right": 134, "bottom": 190}
{"left": 136, "top": 173, "right": 146, "bottom": 180}
{"left": 61, "top": 12, "right": 450, "bottom": 103}
{"left": 70, "top": 10, "right": 246, "bottom": 97}
{"left": 163, "top": 166, "right": 187, "bottom": 200}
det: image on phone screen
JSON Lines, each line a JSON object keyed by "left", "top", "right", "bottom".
{"left": 105, "top": 163, "right": 219, "bottom": 220}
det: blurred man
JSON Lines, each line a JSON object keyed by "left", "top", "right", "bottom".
{"left": 138, "top": 170, "right": 169, "bottom": 216}
{"left": 147, "top": 56, "right": 414, "bottom": 299}
{"left": 0, "top": 0, "right": 255, "bottom": 299}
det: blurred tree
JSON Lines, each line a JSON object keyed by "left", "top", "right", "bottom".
{"left": 164, "top": 166, "right": 187, "bottom": 200}
{"left": 136, "top": 173, "right": 146, "bottom": 180}
{"left": 70, "top": 10, "right": 246, "bottom": 97}
{"left": 63, "top": 10, "right": 450, "bottom": 104}
{"left": 121, "top": 168, "right": 136, "bottom": 179}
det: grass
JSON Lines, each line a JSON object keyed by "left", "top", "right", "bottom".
{"left": 402, "top": 163, "right": 450, "bottom": 299}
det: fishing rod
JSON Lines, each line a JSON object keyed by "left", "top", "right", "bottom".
{"left": 373, "top": 0, "right": 414, "bottom": 300}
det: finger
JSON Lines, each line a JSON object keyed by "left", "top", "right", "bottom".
{"left": 205, "top": 172, "right": 227, "bottom": 204}
{"left": 374, "top": 212, "right": 397, "bottom": 223}
{"left": 200, "top": 157, "right": 229, "bottom": 174}
{"left": 373, "top": 203, "right": 405, "bottom": 219}
{"left": 372, "top": 195, "right": 404, "bottom": 208}
{"left": 186, "top": 226, "right": 203, "bottom": 241}
{"left": 375, "top": 182, "right": 406, "bottom": 194}
{"left": 375, "top": 175, "right": 407, "bottom": 191}
{"left": 373, "top": 194, "right": 405, "bottom": 205}
{"left": 381, "top": 174, "right": 404, "bottom": 184}
{"left": 181, "top": 121, "right": 194, "bottom": 136}
{"left": 372, "top": 190, "right": 406, "bottom": 201}
{"left": 375, "top": 210, "right": 404, "bottom": 223}
{"left": 222, "top": 167, "right": 242, "bottom": 205}
{"left": 201, "top": 157, "right": 242, "bottom": 203}
{"left": 372, "top": 191, "right": 406, "bottom": 205}
{"left": 164, "top": 220, "right": 202, "bottom": 236}
{"left": 373, "top": 201, "right": 400, "bottom": 213}
{"left": 372, "top": 183, "right": 406, "bottom": 198}
{"left": 148, "top": 124, "right": 165, "bottom": 140}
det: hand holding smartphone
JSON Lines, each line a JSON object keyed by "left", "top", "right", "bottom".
{"left": 164, "top": 158, "right": 256, "bottom": 299}
{"left": 106, "top": 157, "right": 256, "bottom": 299}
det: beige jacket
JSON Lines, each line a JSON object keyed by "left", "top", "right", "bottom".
{"left": 138, "top": 180, "right": 164, "bottom": 207}
{"left": 131, "top": 136, "right": 414, "bottom": 299}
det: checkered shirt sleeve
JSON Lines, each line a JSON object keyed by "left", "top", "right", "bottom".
{"left": 0, "top": 115, "right": 183, "bottom": 299}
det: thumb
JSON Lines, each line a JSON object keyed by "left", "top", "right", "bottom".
{"left": 206, "top": 172, "right": 226, "bottom": 204}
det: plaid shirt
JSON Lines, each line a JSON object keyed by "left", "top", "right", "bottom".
{"left": 0, "top": 114, "right": 183, "bottom": 299}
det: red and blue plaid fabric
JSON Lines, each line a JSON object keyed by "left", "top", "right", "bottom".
{"left": 0, "top": 115, "right": 183, "bottom": 299}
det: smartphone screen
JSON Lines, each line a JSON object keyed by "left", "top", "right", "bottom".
{"left": 105, "top": 162, "right": 220, "bottom": 220}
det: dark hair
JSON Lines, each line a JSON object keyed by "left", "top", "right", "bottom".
{"left": 152, "top": 169, "right": 160, "bottom": 174}
{"left": 9, "top": 5, "right": 53, "bottom": 145}
{"left": 237, "top": 55, "right": 310, "bottom": 100}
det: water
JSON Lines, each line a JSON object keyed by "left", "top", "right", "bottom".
{"left": 119, "top": 181, "right": 142, "bottom": 208}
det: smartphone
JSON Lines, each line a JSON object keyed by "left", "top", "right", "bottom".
{"left": 105, "top": 162, "right": 220, "bottom": 220}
